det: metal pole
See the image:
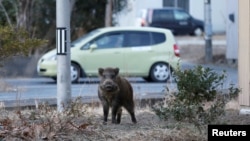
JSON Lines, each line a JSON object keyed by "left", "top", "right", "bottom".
{"left": 56, "top": 0, "right": 71, "bottom": 112}
{"left": 204, "top": 0, "right": 213, "bottom": 63}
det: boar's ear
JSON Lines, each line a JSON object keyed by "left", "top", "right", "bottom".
{"left": 114, "top": 68, "right": 119, "bottom": 75}
{"left": 98, "top": 68, "right": 104, "bottom": 76}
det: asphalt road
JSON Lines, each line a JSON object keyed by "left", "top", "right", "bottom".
{"left": 0, "top": 77, "right": 168, "bottom": 100}
{"left": 0, "top": 77, "right": 170, "bottom": 108}
{"left": 0, "top": 62, "right": 238, "bottom": 108}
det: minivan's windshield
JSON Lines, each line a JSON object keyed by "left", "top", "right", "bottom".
{"left": 71, "top": 29, "right": 100, "bottom": 47}
{"left": 174, "top": 10, "right": 190, "bottom": 20}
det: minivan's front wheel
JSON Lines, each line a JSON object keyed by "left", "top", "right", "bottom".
{"left": 150, "top": 63, "right": 172, "bottom": 82}
{"left": 71, "top": 63, "right": 81, "bottom": 83}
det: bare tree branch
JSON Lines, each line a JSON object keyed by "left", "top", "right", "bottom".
{"left": 0, "top": 0, "right": 13, "bottom": 28}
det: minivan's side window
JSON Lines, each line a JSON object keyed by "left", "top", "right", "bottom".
{"left": 151, "top": 32, "right": 166, "bottom": 44}
{"left": 152, "top": 10, "right": 173, "bottom": 22}
{"left": 123, "top": 31, "right": 151, "bottom": 47}
{"left": 174, "top": 10, "right": 190, "bottom": 20}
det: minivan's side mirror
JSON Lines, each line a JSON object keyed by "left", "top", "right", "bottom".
{"left": 89, "top": 43, "right": 97, "bottom": 51}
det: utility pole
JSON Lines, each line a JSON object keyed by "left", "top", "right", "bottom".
{"left": 56, "top": 0, "right": 71, "bottom": 112}
{"left": 204, "top": 0, "right": 213, "bottom": 63}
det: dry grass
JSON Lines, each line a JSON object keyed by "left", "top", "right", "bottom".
{"left": 0, "top": 103, "right": 203, "bottom": 141}
{"left": 0, "top": 97, "right": 248, "bottom": 141}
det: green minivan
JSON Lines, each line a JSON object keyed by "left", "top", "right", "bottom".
{"left": 37, "top": 26, "right": 180, "bottom": 83}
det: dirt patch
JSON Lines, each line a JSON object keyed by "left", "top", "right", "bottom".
{"left": 177, "top": 35, "right": 227, "bottom": 64}
{"left": 179, "top": 44, "right": 227, "bottom": 65}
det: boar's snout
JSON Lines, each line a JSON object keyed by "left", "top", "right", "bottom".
{"left": 101, "top": 79, "right": 119, "bottom": 92}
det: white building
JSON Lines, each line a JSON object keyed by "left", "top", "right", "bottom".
{"left": 116, "top": 0, "right": 238, "bottom": 61}
{"left": 116, "top": 0, "right": 227, "bottom": 34}
{"left": 189, "top": 0, "right": 227, "bottom": 34}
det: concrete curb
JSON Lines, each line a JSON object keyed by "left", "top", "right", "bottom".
{"left": 1, "top": 93, "right": 166, "bottom": 110}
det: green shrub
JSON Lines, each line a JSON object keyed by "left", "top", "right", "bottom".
{"left": 0, "top": 26, "right": 47, "bottom": 65}
{"left": 152, "top": 65, "right": 240, "bottom": 131}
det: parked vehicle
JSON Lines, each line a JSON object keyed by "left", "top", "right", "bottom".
{"left": 138, "top": 7, "right": 204, "bottom": 36}
{"left": 37, "top": 26, "right": 180, "bottom": 83}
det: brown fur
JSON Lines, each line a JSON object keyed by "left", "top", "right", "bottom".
{"left": 98, "top": 67, "right": 137, "bottom": 124}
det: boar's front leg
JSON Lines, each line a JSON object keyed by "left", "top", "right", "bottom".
{"left": 116, "top": 108, "right": 122, "bottom": 124}
{"left": 102, "top": 101, "right": 109, "bottom": 125}
{"left": 111, "top": 103, "right": 121, "bottom": 124}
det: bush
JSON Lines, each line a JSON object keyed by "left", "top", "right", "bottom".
{"left": 0, "top": 26, "right": 47, "bottom": 65}
{"left": 0, "top": 97, "right": 92, "bottom": 140}
{"left": 152, "top": 65, "right": 240, "bottom": 131}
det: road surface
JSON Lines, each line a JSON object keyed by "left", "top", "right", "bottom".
{"left": 0, "top": 62, "right": 238, "bottom": 108}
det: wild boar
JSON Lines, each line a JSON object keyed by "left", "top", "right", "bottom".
{"left": 98, "top": 67, "right": 137, "bottom": 124}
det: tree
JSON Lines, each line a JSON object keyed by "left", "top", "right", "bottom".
{"left": 0, "top": 0, "right": 128, "bottom": 54}
{"left": 0, "top": 26, "right": 47, "bottom": 65}
{"left": 105, "top": 0, "right": 112, "bottom": 27}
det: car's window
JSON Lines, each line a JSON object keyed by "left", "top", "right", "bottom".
{"left": 174, "top": 10, "right": 190, "bottom": 20}
{"left": 151, "top": 32, "right": 166, "bottom": 44}
{"left": 81, "top": 32, "right": 124, "bottom": 49}
{"left": 123, "top": 31, "right": 151, "bottom": 47}
{"left": 152, "top": 9, "right": 174, "bottom": 22}
{"left": 71, "top": 29, "right": 100, "bottom": 46}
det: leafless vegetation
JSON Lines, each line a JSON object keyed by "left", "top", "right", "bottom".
{"left": 0, "top": 95, "right": 248, "bottom": 141}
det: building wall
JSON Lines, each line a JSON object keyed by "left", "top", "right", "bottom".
{"left": 115, "top": 0, "right": 163, "bottom": 26}
{"left": 226, "top": 0, "right": 238, "bottom": 60}
{"left": 189, "top": 0, "right": 227, "bottom": 34}
{"left": 116, "top": 0, "right": 227, "bottom": 34}
{"left": 238, "top": 0, "right": 250, "bottom": 107}
{"left": 189, "top": 0, "right": 203, "bottom": 21}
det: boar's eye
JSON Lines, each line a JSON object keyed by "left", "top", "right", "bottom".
{"left": 110, "top": 74, "right": 116, "bottom": 79}
{"left": 103, "top": 74, "right": 108, "bottom": 79}
{"left": 102, "top": 73, "right": 116, "bottom": 79}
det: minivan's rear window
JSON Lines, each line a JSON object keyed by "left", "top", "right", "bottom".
{"left": 122, "top": 31, "right": 166, "bottom": 47}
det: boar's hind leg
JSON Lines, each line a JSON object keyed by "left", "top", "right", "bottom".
{"left": 130, "top": 112, "right": 137, "bottom": 124}
{"left": 130, "top": 112, "right": 137, "bottom": 123}
{"left": 116, "top": 108, "right": 122, "bottom": 124}
{"left": 124, "top": 103, "right": 137, "bottom": 124}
